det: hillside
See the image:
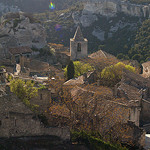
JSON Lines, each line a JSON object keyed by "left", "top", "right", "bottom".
{"left": 129, "top": 0, "right": 150, "bottom": 4}
{"left": 34, "top": 5, "right": 147, "bottom": 60}
{"left": 0, "top": 0, "right": 150, "bottom": 63}
{"left": 129, "top": 19, "right": 150, "bottom": 63}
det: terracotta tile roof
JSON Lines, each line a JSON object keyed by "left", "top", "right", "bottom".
{"left": 9, "top": 47, "right": 32, "bottom": 55}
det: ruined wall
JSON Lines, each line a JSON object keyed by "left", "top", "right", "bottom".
{"left": 107, "top": 121, "right": 146, "bottom": 148}
{"left": 30, "top": 88, "right": 51, "bottom": 113}
{"left": 24, "top": 59, "right": 49, "bottom": 72}
{"left": 140, "top": 99, "right": 150, "bottom": 125}
{"left": 0, "top": 115, "right": 70, "bottom": 140}
{"left": 0, "top": 88, "right": 70, "bottom": 141}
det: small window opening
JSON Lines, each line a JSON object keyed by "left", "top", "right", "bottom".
{"left": 77, "top": 43, "right": 81, "bottom": 52}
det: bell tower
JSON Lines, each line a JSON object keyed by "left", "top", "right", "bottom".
{"left": 70, "top": 26, "right": 88, "bottom": 60}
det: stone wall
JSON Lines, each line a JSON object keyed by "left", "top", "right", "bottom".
{"left": 143, "top": 124, "right": 150, "bottom": 133}
{"left": 24, "top": 59, "right": 49, "bottom": 72}
{"left": 0, "top": 87, "right": 70, "bottom": 141}
{"left": 140, "top": 99, "right": 150, "bottom": 125}
{"left": 107, "top": 121, "right": 146, "bottom": 148}
{"left": 30, "top": 88, "right": 51, "bottom": 113}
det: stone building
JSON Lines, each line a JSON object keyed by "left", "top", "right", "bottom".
{"left": 142, "top": 61, "right": 150, "bottom": 78}
{"left": 114, "top": 69, "right": 150, "bottom": 131}
{"left": 0, "top": 86, "right": 70, "bottom": 140}
{"left": 9, "top": 46, "right": 32, "bottom": 65}
{"left": 30, "top": 88, "right": 51, "bottom": 113}
{"left": 70, "top": 26, "right": 88, "bottom": 60}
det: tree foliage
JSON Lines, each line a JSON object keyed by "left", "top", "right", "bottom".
{"left": 129, "top": 19, "right": 150, "bottom": 63}
{"left": 67, "top": 60, "right": 75, "bottom": 80}
{"left": 71, "top": 130, "right": 127, "bottom": 150}
{"left": 101, "top": 62, "right": 136, "bottom": 86}
{"left": 64, "top": 61, "right": 94, "bottom": 79}
{"left": 10, "top": 79, "right": 38, "bottom": 104}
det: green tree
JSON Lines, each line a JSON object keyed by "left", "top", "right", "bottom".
{"left": 101, "top": 62, "right": 136, "bottom": 86}
{"left": 117, "top": 53, "right": 129, "bottom": 60}
{"left": 129, "top": 19, "right": 150, "bottom": 63}
{"left": 10, "top": 79, "right": 38, "bottom": 105}
{"left": 67, "top": 60, "right": 75, "bottom": 80}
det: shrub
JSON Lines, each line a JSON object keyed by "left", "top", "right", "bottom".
{"left": 64, "top": 61, "right": 94, "bottom": 79}
{"left": 101, "top": 62, "right": 136, "bottom": 86}
{"left": 10, "top": 79, "right": 38, "bottom": 105}
{"left": 71, "top": 130, "right": 127, "bottom": 150}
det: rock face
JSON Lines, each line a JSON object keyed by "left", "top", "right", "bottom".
{"left": 0, "top": 12, "right": 47, "bottom": 58}
{"left": 83, "top": 0, "right": 150, "bottom": 17}
{"left": 0, "top": 2, "right": 20, "bottom": 16}
{"left": 73, "top": 0, "right": 150, "bottom": 27}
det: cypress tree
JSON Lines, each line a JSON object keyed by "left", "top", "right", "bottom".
{"left": 67, "top": 60, "right": 75, "bottom": 80}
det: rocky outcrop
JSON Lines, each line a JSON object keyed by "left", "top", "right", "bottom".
{"left": 72, "top": 0, "right": 150, "bottom": 27}
{"left": 0, "top": 12, "right": 47, "bottom": 58}
{"left": 0, "top": 3, "right": 20, "bottom": 16}
{"left": 83, "top": 0, "right": 150, "bottom": 17}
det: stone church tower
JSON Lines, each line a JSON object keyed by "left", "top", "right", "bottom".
{"left": 70, "top": 26, "right": 88, "bottom": 60}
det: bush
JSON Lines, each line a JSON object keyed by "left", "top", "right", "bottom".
{"left": 101, "top": 62, "right": 136, "bottom": 86}
{"left": 10, "top": 79, "right": 38, "bottom": 105}
{"left": 71, "top": 130, "right": 127, "bottom": 150}
{"left": 64, "top": 61, "right": 94, "bottom": 79}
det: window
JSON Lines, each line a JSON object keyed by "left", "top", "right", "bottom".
{"left": 77, "top": 43, "right": 81, "bottom": 52}
{"left": 0, "top": 120, "right": 2, "bottom": 126}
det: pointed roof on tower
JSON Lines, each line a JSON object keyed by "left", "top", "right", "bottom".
{"left": 73, "top": 26, "right": 84, "bottom": 41}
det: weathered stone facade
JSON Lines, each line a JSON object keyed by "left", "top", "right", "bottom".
{"left": 70, "top": 26, "right": 88, "bottom": 60}
{"left": 107, "top": 121, "right": 146, "bottom": 148}
{"left": 0, "top": 86, "right": 70, "bottom": 140}
{"left": 114, "top": 69, "right": 150, "bottom": 131}
{"left": 31, "top": 88, "right": 51, "bottom": 113}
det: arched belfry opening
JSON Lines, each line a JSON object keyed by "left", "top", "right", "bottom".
{"left": 77, "top": 43, "right": 81, "bottom": 52}
{"left": 70, "top": 26, "right": 88, "bottom": 60}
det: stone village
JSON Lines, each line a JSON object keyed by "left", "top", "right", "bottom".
{"left": 0, "top": 12, "right": 150, "bottom": 149}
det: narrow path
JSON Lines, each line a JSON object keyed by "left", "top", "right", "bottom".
{"left": 145, "top": 134, "right": 150, "bottom": 150}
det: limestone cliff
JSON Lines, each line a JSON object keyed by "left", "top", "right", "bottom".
{"left": 0, "top": 12, "right": 47, "bottom": 57}
{"left": 75, "top": 0, "right": 150, "bottom": 27}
